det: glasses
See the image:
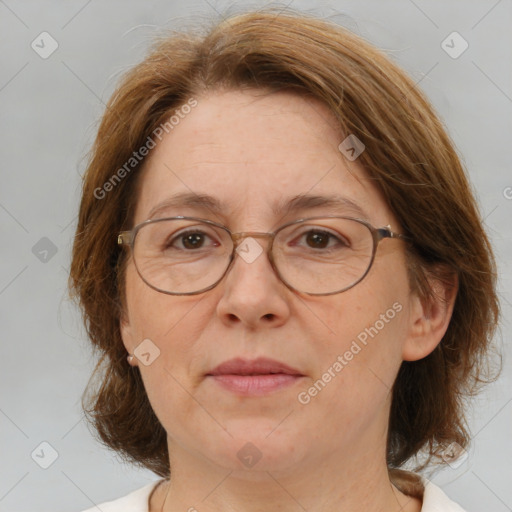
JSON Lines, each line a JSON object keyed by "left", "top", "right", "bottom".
{"left": 118, "top": 216, "right": 409, "bottom": 296}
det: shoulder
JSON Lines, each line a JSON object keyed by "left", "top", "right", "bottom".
{"left": 421, "top": 478, "right": 467, "bottom": 512}
{"left": 79, "top": 480, "right": 162, "bottom": 512}
{"left": 390, "top": 469, "right": 466, "bottom": 511}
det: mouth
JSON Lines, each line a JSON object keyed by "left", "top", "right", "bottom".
{"left": 206, "top": 357, "right": 305, "bottom": 396}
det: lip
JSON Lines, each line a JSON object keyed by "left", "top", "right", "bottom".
{"left": 208, "top": 357, "right": 303, "bottom": 376}
{"left": 206, "top": 357, "right": 305, "bottom": 396}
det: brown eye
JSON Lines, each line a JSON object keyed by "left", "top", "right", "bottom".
{"left": 180, "top": 232, "right": 206, "bottom": 249}
{"left": 305, "top": 231, "right": 331, "bottom": 249}
{"left": 165, "top": 229, "right": 218, "bottom": 251}
{"left": 295, "top": 229, "right": 348, "bottom": 251}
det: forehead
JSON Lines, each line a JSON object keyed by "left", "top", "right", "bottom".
{"left": 133, "top": 89, "right": 392, "bottom": 228}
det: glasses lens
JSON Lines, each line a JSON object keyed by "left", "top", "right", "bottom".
{"left": 133, "top": 219, "right": 232, "bottom": 294}
{"left": 273, "top": 218, "right": 374, "bottom": 294}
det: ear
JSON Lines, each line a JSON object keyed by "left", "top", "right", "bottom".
{"left": 402, "top": 268, "right": 458, "bottom": 361}
{"left": 120, "top": 311, "right": 139, "bottom": 367}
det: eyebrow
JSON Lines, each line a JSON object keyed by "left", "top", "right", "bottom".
{"left": 147, "top": 192, "right": 370, "bottom": 221}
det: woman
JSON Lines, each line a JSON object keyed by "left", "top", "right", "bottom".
{"left": 70, "top": 8, "right": 499, "bottom": 512}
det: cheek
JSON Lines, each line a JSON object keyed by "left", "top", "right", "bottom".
{"left": 124, "top": 263, "right": 204, "bottom": 344}
{"left": 305, "top": 283, "right": 408, "bottom": 367}
{"left": 294, "top": 299, "right": 407, "bottom": 441}
{"left": 123, "top": 264, "right": 210, "bottom": 427}
{"left": 122, "top": 263, "right": 213, "bottom": 402}
{"left": 297, "top": 254, "right": 410, "bottom": 412}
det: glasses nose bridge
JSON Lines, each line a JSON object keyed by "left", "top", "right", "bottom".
{"left": 230, "top": 231, "right": 275, "bottom": 250}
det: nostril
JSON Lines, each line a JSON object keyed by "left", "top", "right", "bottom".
{"left": 263, "top": 313, "right": 275, "bottom": 321}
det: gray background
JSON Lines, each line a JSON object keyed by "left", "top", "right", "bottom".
{"left": 1, "top": 1, "right": 511, "bottom": 511}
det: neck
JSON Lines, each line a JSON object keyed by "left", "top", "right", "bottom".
{"left": 151, "top": 444, "right": 422, "bottom": 512}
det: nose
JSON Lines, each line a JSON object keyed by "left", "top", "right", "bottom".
{"left": 215, "top": 234, "right": 292, "bottom": 329}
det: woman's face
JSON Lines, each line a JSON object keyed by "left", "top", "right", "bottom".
{"left": 121, "top": 89, "right": 422, "bottom": 475}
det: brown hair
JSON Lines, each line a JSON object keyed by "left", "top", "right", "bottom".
{"left": 69, "top": 8, "right": 499, "bottom": 490}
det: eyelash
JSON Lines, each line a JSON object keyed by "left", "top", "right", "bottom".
{"left": 166, "top": 228, "right": 347, "bottom": 251}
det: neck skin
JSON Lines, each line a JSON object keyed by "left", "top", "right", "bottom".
{"left": 149, "top": 424, "right": 422, "bottom": 512}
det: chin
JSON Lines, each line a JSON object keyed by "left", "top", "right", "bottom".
{"left": 199, "top": 426, "right": 308, "bottom": 474}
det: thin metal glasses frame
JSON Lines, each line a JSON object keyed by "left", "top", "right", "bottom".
{"left": 118, "top": 215, "right": 410, "bottom": 296}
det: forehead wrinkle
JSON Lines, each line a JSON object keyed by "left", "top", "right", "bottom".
{"left": 146, "top": 190, "right": 370, "bottom": 225}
